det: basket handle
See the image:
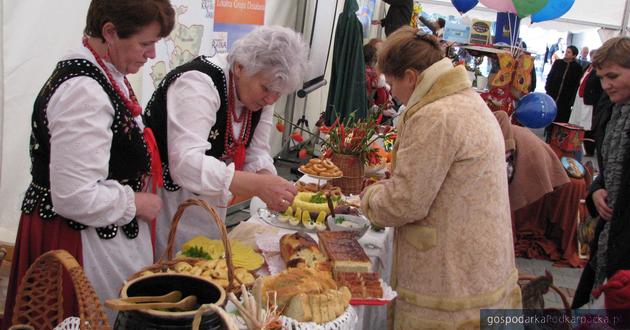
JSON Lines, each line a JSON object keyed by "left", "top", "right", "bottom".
{"left": 12, "top": 250, "right": 110, "bottom": 330}
{"left": 518, "top": 275, "right": 572, "bottom": 312}
{"left": 161, "top": 198, "right": 236, "bottom": 293}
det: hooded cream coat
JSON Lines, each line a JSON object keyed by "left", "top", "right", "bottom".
{"left": 362, "top": 60, "right": 521, "bottom": 329}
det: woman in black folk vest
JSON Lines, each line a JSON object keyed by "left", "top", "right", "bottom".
{"left": 2, "top": 1, "right": 174, "bottom": 327}
{"left": 144, "top": 26, "right": 309, "bottom": 257}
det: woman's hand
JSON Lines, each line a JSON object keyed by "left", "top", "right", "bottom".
{"left": 592, "top": 189, "right": 613, "bottom": 220}
{"left": 253, "top": 174, "right": 298, "bottom": 212}
{"left": 134, "top": 192, "right": 163, "bottom": 222}
{"left": 230, "top": 171, "right": 297, "bottom": 212}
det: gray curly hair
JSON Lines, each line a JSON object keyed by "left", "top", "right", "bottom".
{"left": 228, "top": 25, "right": 310, "bottom": 93}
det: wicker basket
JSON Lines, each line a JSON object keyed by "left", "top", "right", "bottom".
{"left": 10, "top": 250, "right": 110, "bottom": 330}
{"left": 331, "top": 153, "right": 364, "bottom": 195}
{"left": 128, "top": 198, "right": 239, "bottom": 292}
{"left": 518, "top": 275, "right": 572, "bottom": 311}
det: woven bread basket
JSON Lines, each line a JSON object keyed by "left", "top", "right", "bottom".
{"left": 10, "top": 250, "right": 110, "bottom": 330}
{"left": 330, "top": 153, "right": 364, "bottom": 195}
{"left": 127, "top": 198, "right": 244, "bottom": 293}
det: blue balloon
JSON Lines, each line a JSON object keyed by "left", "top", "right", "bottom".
{"left": 451, "top": 0, "right": 479, "bottom": 14}
{"left": 531, "top": 0, "right": 575, "bottom": 23}
{"left": 515, "top": 93, "right": 557, "bottom": 128}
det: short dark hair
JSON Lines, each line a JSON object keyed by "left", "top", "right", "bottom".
{"left": 437, "top": 18, "right": 446, "bottom": 28}
{"left": 85, "top": 0, "right": 175, "bottom": 41}
{"left": 566, "top": 45, "right": 579, "bottom": 57}
{"left": 364, "top": 43, "right": 377, "bottom": 66}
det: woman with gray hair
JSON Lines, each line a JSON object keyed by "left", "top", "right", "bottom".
{"left": 145, "top": 25, "right": 309, "bottom": 256}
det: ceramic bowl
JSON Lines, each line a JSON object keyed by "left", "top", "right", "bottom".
{"left": 326, "top": 214, "right": 370, "bottom": 239}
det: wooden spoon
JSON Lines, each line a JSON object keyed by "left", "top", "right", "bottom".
{"left": 121, "top": 290, "right": 182, "bottom": 304}
{"left": 105, "top": 295, "right": 198, "bottom": 312}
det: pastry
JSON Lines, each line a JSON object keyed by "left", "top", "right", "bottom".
{"left": 317, "top": 231, "right": 372, "bottom": 275}
{"left": 335, "top": 272, "right": 383, "bottom": 299}
{"left": 280, "top": 232, "right": 328, "bottom": 269}
{"left": 299, "top": 158, "right": 343, "bottom": 177}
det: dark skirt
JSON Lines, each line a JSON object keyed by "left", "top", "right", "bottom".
{"left": 2, "top": 210, "right": 82, "bottom": 329}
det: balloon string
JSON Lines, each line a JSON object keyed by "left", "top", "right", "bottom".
{"left": 507, "top": 13, "right": 514, "bottom": 56}
{"left": 511, "top": 14, "right": 518, "bottom": 57}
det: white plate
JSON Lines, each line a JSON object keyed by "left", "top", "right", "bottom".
{"left": 256, "top": 208, "right": 324, "bottom": 234}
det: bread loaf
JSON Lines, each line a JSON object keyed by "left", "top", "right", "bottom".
{"left": 253, "top": 267, "right": 351, "bottom": 323}
{"left": 280, "top": 232, "right": 329, "bottom": 269}
{"left": 284, "top": 293, "right": 312, "bottom": 322}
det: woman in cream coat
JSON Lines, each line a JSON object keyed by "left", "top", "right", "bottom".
{"left": 361, "top": 27, "right": 521, "bottom": 329}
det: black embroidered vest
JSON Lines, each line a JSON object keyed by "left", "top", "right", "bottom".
{"left": 144, "top": 56, "right": 261, "bottom": 191}
{"left": 21, "top": 59, "right": 151, "bottom": 240}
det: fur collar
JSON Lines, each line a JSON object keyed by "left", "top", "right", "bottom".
{"left": 401, "top": 65, "right": 472, "bottom": 126}
{"left": 391, "top": 64, "right": 472, "bottom": 171}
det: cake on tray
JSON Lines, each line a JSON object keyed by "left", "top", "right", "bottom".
{"left": 317, "top": 231, "right": 371, "bottom": 275}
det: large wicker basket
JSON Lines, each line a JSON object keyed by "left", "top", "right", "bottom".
{"left": 128, "top": 198, "right": 239, "bottom": 292}
{"left": 330, "top": 153, "right": 364, "bottom": 195}
{"left": 518, "top": 274, "right": 571, "bottom": 311}
{"left": 10, "top": 250, "right": 110, "bottom": 330}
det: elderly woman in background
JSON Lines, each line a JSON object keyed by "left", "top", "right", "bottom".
{"left": 2, "top": 0, "right": 174, "bottom": 326}
{"left": 144, "top": 26, "right": 309, "bottom": 256}
{"left": 360, "top": 27, "right": 520, "bottom": 329}
{"left": 573, "top": 37, "right": 630, "bottom": 309}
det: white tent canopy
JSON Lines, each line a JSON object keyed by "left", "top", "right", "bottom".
{"left": 0, "top": 0, "right": 628, "bottom": 244}
{"left": 420, "top": 0, "right": 630, "bottom": 32}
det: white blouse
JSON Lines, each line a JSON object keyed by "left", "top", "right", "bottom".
{"left": 155, "top": 54, "right": 276, "bottom": 258}
{"left": 47, "top": 44, "right": 153, "bottom": 324}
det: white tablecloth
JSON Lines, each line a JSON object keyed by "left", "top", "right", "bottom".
{"left": 247, "top": 196, "right": 394, "bottom": 330}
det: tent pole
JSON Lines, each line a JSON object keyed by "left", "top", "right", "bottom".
{"left": 0, "top": 0, "right": 4, "bottom": 186}
{"left": 621, "top": 0, "right": 630, "bottom": 36}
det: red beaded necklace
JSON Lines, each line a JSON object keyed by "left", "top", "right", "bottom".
{"left": 81, "top": 36, "right": 164, "bottom": 196}
{"left": 82, "top": 36, "right": 142, "bottom": 117}
{"left": 224, "top": 71, "right": 252, "bottom": 171}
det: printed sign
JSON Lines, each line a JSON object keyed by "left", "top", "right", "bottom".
{"left": 214, "top": 0, "right": 265, "bottom": 25}
{"left": 469, "top": 19, "right": 492, "bottom": 45}
{"left": 214, "top": 0, "right": 265, "bottom": 50}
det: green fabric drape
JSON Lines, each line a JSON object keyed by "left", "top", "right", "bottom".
{"left": 325, "top": 0, "right": 367, "bottom": 125}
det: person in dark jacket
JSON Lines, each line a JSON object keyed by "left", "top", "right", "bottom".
{"left": 545, "top": 45, "right": 583, "bottom": 123}
{"left": 581, "top": 51, "right": 605, "bottom": 156}
{"left": 371, "top": 0, "right": 413, "bottom": 37}
{"left": 572, "top": 36, "right": 630, "bottom": 309}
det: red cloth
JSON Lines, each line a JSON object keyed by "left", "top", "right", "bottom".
{"left": 480, "top": 86, "right": 515, "bottom": 116}
{"left": 143, "top": 127, "right": 162, "bottom": 253}
{"left": 1, "top": 211, "right": 82, "bottom": 330}
{"left": 593, "top": 270, "right": 630, "bottom": 310}
{"left": 549, "top": 122, "right": 585, "bottom": 153}
{"left": 512, "top": 177, "right": 587, "bottom": 268}
{"left": 365, "top": 66, "right": 390, "bottom": 108}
